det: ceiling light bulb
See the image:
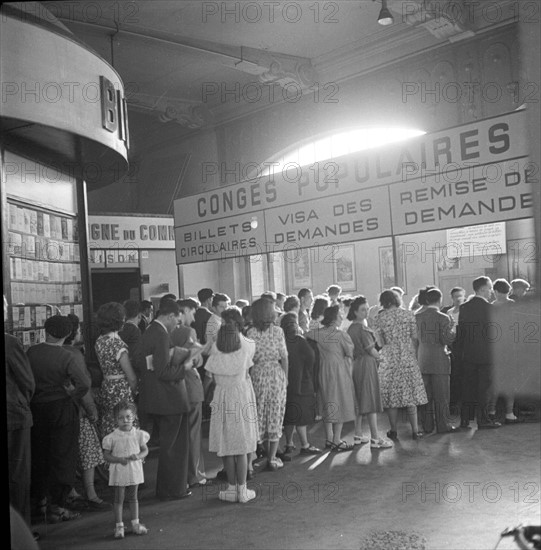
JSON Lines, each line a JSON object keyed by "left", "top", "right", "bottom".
{"left": 378, "top": 0, "right": 394, "bottom": 25}
{"left": 250, "top": 216, "right": 258, "bottom": 229}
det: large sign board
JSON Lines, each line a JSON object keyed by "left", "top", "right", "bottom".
{"left": 174, "top": 110, "right": 532, "bottom": 264}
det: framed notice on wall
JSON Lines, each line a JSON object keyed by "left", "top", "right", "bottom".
{"left": 379, "top": 246, "right": 395, "bottom": 290}
{"left": 378, "top": 245, "right": 408, "bottom": 293}
{"left": 333, "top": 245, "right": 356, "bottom": 291}
{"left": 292, "top": 248, "right": 312, "bottom": 289}
{"left": 507, "top": 238, "right": 537, "bottom": 283}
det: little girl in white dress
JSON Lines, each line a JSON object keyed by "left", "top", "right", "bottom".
{"left": 102, "top": 401, "right": 149, "bottom": 539}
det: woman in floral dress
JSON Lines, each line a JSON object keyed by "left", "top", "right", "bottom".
{"left": 95, "top": 302, "right": 138, "bottom": 440}
{"left": 373, "top": 290, "right": 427, "bottom": 441}
{"left": 246, "top": 298, "right": 288, "bottom": 471}
{"left": 64, "top": 315, "right": 110, "bottom": 509}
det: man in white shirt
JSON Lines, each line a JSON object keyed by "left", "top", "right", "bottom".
{"left": 204, "top": 293, "right": 230, "bottom": 345}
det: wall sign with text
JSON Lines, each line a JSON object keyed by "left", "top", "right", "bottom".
{"left": 174, "top": 110, "right": 532, "bottom": 264}
{"left": 90, "top": 249, "right": 139, "bottom": 268}
{"left": 88, "top": 215, "right": 175, "bottom": 250}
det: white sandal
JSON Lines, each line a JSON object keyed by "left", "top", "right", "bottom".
{"left": 370, "top": 437, "right": 393, "bottom": 449}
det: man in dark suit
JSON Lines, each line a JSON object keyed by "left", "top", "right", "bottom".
{"left": 455, "top": 276, "right": 501, "bottom": 429}
{"left": 5, "top": 296, "right": 35, "bottom": 528}
{"left": 193, "top": 288, "right": 213, "bottom": 345}
{"left": 416, "top": 288, "right": 458, "bottom": 434}
{"left": 135, "top": 299, "right": 193, "bottom": 500}
{"left": 138, "top": 300, "right": 153, "bottom": 334}
{"left": 440, "top": 287, "right": 466, "bottom": 409}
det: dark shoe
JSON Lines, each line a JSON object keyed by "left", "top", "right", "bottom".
{"left": 505, "top": 418, "right": 524, "bottom": 424}
{"left": 386, "top": 430, "right": 399, "bottom": 441}
{"left": 252, "top": 458, "right": 267, "bottom": 471}
{"left": 47, "top": 506, "right": 81, "bottom": 522}
{"left": 86, "top": 499, "right": 112, "bottom": 511}
{"left": 283, "top": 445, "right": 296, "bottom": 454}
{"left": 412, "top": 432, "right": 424, "bottom": 440}
{"left": 215, "top": 469, "right": 228, "bottom": 481}
{"left": 276, "top": 451, "right": 292, "bottom": 462}
{"left": 189, "top": 478, "right": 215, "bottom": 488}
{"left": 299, "top": 445, "right": 321, "bottom": 455}
{"left": 440, "top": 426, "right": 460, "bottom": 434}
{"left": 157, "top": 491, "right": 192, "bottom": 501}
{"left": 477, "top": 421, "right": 502, "bottom": 429}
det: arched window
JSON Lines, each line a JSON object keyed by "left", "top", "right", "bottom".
{"left": 259, "top": 127, "right": 426, "bottom": 177}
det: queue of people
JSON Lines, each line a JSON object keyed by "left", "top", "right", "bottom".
{"left": 5, "top": 275, "right": 533, "bottom": 539}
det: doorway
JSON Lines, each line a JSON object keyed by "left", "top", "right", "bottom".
{"left": 91, "top": 269, "right": 141, "bottom": 310}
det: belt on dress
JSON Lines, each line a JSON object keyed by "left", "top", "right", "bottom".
{"left": 104, "top": 374, "right": 126, "bottom": 380}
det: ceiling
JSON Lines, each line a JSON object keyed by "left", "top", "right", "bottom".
{"left": 36, "top": 0, "right": 515, "bottom": 143}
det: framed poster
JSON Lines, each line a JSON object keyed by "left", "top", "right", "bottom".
{"left": 333, "top": 244, "right": 356, "bottom": 291}
{"left": 379, "top": 246, "right": 395, "bottom": 290}
{"left": 292, "top": 248, "right": 312, "bottom": 288}
{"left": 507, "top": 238, "right": 537, "bottom": 283}
{"left": 378, "top": 244, "right": 408, "bottom": 293}
{"left": 434, "top": 244, "right": 460, "bottom": 272}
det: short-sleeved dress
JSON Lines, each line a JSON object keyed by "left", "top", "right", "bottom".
{"left": 246, "top": 325, "right": 288, "bottom": 442}
{"left": 347, "top": 322, "right": 383, "bottom": 414}
{"left": 95, "top": 333, "right": 135, "bottom": 438}
{"left": 102, "top": 427, "right": 150, "bottom": 486}
{"left": 205, "top": 337, "right": 258, "bottom": 457}
{"left": 305, "top": 324, "right": 356, "bottom": 423}
{"left": 374, "top": 308, "right": 427, "bottom": 408}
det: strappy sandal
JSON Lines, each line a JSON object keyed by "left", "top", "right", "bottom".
{"left": 324, "top": 439, "right": 334, "bottom": 449}
{"left": 48, "top": 506, "right": 81, "bottom": 523}
{"left": 330, "top": 440, "right": 354, "bottom": 452}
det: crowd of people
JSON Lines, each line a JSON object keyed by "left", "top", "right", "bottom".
{"left": 5, "top": 275, "right": 533, "bottom": 539}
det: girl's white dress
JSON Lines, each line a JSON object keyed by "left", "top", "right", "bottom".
{"left": 102, "top": 428, "right": 150, "bottom": 486}
{"left": 205, "top": 337, "right": 258, "bottom": 457}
